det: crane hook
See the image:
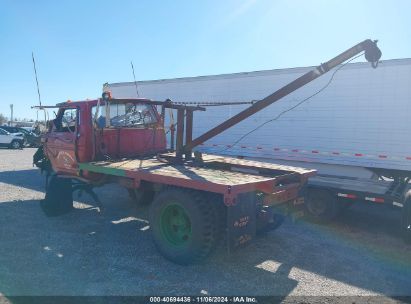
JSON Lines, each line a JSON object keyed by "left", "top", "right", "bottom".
{"left": 364, "top": 40, "right": 382, "bottom": 69}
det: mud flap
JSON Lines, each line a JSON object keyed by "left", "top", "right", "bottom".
{"left": 227, "top": 196, "right": 256, "bottom": 253}
{"left": 289, "top": 186, "right": 307, "bottom": 222}
{"left": 289, "top": 197, "right": 305, "bottom": 222}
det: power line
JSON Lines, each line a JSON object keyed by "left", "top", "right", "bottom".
{"left": 131, "top": 61, "right": 140, "bottom": 97}
{"left": 217, "top": 53, "right": 365, "bottom": 153}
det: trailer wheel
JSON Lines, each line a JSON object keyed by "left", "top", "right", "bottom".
{"left": 149, "top": 188, "right": 218, "bottom": 265}
{"left": 40, "top": 176, "right": 73, "bottom": 217}
{"left": 305, "top": 189, "right": 340, "bottom": 222}
{"left": 402, "top": 192, "right": 411, "bottom": 244}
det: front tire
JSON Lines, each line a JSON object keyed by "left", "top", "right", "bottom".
{"left": 10, "top": 140, "right": 22, "bottom": 149}
{"left": 149, "top": 188, "right": 218, "bottom": 265}
{"left": 40, "top": 176, "right": 73, "bottom": 217}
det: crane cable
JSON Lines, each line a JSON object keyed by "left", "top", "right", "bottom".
{"left": 217, "top": 53, "right": 365, "bottom": 153}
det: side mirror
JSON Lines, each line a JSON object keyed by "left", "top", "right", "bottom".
{"left": 47, "top": 120, "right": 54, "bottom": 132}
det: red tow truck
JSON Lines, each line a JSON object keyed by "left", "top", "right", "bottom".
{"left": 33, "top": 39, "right": 382, "bottom": 264}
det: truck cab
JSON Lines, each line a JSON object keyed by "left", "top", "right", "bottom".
{"left": 42, "top": 98, "right": 166, "bottom": 176}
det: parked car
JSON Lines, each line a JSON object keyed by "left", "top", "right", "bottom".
{"left": 20, "top": 127, "right": 35, "bottom": 132}
{"left": 0, "top": 126, "right": 40, "bottom": 147}
{"left": 0, "top": 128, "right": 24, "bottom": 149}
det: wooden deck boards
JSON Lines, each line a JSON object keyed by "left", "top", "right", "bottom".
{"left": 200, "top": 154, "right": 316, "bottom": 175}
{"left": 85, "top": 158, "right": 274, "bottom": 186}
{"left": 81, "top": 153, "right": 315, "bottom": 187}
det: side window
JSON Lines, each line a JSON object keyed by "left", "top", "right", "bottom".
{"left": 91, "top": 106, "right": 105, "bottom": 129}
{"left": 0, "top": 129, "right": 6, "bottom": 135}
{"left": 55, "top": 108, "right": 78, "bottom": 132}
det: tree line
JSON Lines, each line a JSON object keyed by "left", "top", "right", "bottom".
{"left": 0, "top": 113, "right": 35, "bottom": 125}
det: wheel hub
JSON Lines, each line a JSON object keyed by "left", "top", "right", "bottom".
{"left": 160, "top": 204, "right": 192, "bottom": 246}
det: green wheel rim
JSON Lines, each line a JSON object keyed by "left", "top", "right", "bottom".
{"left": 160, "top": 204, "right": 192, "bottom": 247}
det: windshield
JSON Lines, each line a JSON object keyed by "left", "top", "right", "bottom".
{"left": 0, "top": 128, "right": 10, "bottom": 135}
{"left": 92, "top": 103, "right": 158, "bottom": 128}
{"left": 18, "top": 128, "right": 30, "bottom": 135}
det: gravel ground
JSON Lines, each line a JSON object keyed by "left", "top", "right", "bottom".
{"left": 0, "top": 148, "right": 410, "bottom": 301}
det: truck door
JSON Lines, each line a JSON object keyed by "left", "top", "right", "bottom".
{"left": 45, "top": 108, "right": 79, "bottom": 175}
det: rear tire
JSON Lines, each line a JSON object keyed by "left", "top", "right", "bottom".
{"left": 41, "top": 176, "right": 73, "bottom": 217}
{"left": 149, "top": 188, "right": 218, "bottom": 265}
{"left": 402, "top": 192, "right": 411, "bottom": 244}
{"left": 305, "top": 188, "right": 341, "bottom": 223}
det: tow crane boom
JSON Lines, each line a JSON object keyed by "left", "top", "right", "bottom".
{"left": 180, "top": 39, "right": 381, "bottom": 158}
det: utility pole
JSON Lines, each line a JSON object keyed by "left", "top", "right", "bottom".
{"left": 10, "top": 104, "right": 13, "bottom": 126}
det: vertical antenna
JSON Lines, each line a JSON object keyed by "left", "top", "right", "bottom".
{"left": 32, "top": 52, "right": 42, "bottom": 107}
{"left": 32, "top": 52, "right": 47, "bottom": 126}
{"left": 130, "top": 61, "right": 140, "bottom": 97}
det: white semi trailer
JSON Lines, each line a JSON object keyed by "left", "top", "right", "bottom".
{"left": 105, "top": 58, "right": 411, "bottom": 241}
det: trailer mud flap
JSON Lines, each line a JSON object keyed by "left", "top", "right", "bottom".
{"left": 227, "top": 197, "right": 256, "bottom": 253}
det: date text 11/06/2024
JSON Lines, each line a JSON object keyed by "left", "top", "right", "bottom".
{"left": 149, "top": 296, "right": 257, "bottom": 303}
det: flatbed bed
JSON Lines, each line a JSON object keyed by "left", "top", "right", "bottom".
{"left": 79, "top": 153, "right": 315, "bottom": 205}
